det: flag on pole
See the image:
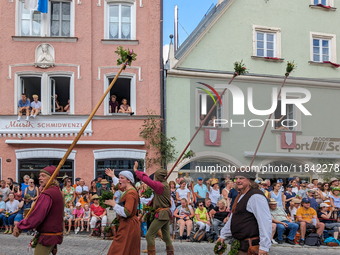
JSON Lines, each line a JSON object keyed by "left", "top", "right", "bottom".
{"left": 25, "top": 0, "right": 48, "bottom": 13}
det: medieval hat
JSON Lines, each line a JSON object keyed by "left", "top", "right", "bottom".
{"left": 154, "top": 168, "right": 167, "bottom": 182}
{"left": 40, "top": 166, "right": 58, "bottom": 179}
{"left": 234, "top": 168, "right": 256, "bottom": 180}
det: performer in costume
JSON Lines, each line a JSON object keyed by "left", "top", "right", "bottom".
{"left": 104, "top": 169, "right": 140, "bottom": 255}
{"left": 13, "top": 166, "right": 63, "bottom": 255}
{"left": 134, "top": 161, "right": 174, "bottom": 255}
{"left": 217, "top": 171, "right": 272, "bottom": 255}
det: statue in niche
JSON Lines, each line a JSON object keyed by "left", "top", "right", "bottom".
{"left": 35, "top": 43, "right": 55, "bottom": 69}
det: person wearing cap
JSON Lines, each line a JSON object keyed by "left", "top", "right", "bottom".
{"left": 14, "top": 194, "right": 33, "bottom": 226}
{"left": 206, "top": 178, "right": 220, "bottom": 207}
{"left": 330, "top": 186, "right": 340, "bottom": 218}
{"left": 127, "top": 161, "right": 174, "bottom": 255}
{"left": 13, "top": 166, "right": 63, "bottom": 255}
{"left": 318, "top": 202, "right": 340, "bottom": 239}
{"left": 284, "top": 184, "right": 296, "bottom": 209}
{"left": 306, "top": 189, "right": 318, "bottom": 212}
{"left": 59, "top": 174, "right": 69, "bottom": 190}
{"left": 330, "top": 177, "right": 339, "bottom": 190}
{"left": 295, "top": 198, "right": 325, "bottom": 245}
{"left": 98, "top": 179, "right": 111, "bottom": 197}
{"left": 104, "top": 165, "right": 141, "bottom": 255}
{"left": 96, "top": 175, "right": 108, "bottom": 189}
{"left": 194, "top": 177, "right": 208, "bottom": 205}
{"left": 268, "top": 198, "right": 298, "bottom": 245}
{"left": 73, "top": 202, "right": 84, "bottom": 234}
{"left": 276, "top": 179, "right": 284, "bottom": 192}
{"left": 288, "top": 198, "right": 301, "bottom": 221}
{"left": 217, "top": 171, "right": 272, "bottom": 255}
{"left": 297, "top": 180, "right": 308, "bottom": 200}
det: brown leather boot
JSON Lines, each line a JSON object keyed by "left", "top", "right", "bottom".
{"left": 166, "top": 245, "right": 174, "bottom": 255}
{"left": 147, "top": 245, "right": 156, "bottom": 255}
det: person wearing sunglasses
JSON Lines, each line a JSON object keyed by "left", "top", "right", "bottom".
{"left": 318, "top": 202, "right": 340, "bottom": 240}
{"left": 195, "top": 201, "right": 211, "bottom": 233}
{"left": 89, "top": 194, "right": 107, "bottom": 237}
{"left": 24, "top": 179, "right": 39, "bottom": 201}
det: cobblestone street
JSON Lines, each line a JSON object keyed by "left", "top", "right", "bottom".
{"left": 0, "top": 234, "right": 339, "bottom": 255}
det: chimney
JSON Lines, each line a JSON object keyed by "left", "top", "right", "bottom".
{"left": 174, "top": 5, "right": 178, "bottom": 52}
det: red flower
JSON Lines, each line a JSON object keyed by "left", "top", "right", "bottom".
{"left": 243, "top": 67, "right": 245, "bottom": 69}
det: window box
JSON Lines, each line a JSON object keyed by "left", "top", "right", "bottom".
{"left": 253, "top": 25, "right": 282, "bottom": 59}
{"left": 251, "top": 56, "right": 284, "bottom": 62}
{"left": 309, "top": 0, "right": 335, "bottom": 10}
{"left": 309, "top": 5, "right": 336, "bottom": 10}
{"left": 308, "top": 61, "right": 340, "bottom": 68}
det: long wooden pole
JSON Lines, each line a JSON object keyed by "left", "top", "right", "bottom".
{"left": 166, "top": 75, "right": 236, "bottom": 179}
{"left": 25, "top": 59, "right": 129, "bottom": 219}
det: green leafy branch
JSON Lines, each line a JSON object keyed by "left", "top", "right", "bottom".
{"left": 115, "top": 46, "right": 137, "bottom": 69}
{"left": 234, "top": 60, "right": 248, "bottom": 77}
{"left": 285, "top": 61, "right": 296, "bottom": 76}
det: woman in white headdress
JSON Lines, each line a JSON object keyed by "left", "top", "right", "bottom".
{"left": 104, "top": 169, "right": 140, "bottom": 255}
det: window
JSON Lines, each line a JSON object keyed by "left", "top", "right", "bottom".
{"left": 96, "top": 158, "right": 143, "bottom": 180}
{"left": 274, "top": 100, "right": 298, "bottom": 131}
{"left": 105, "top": 0, "right": 136, "bottom": 40}
{"left": 50, "top": 76, "right": 70, "bottom": 114}
{"left": 314, "top": 0, "right": 327, "bottom": 5}
{"left": 21, "top": 77, "right": 42, "bottom": 102}
{"left": 253, "top": 26, "right": 281, "bottom": 58}
{"left": 18, "top": 0, "right": 74, "bottom": 37}
{"left": 256, "top": 32, "right": 275, "bottom": 58}
{"left": 310, "top": 32, "right": 337, "bottom": 63}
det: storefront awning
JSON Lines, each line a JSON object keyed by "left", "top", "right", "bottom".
{"left": 244, "top": 151, "right": 340, "bottom": 159}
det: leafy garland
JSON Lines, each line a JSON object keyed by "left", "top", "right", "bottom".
{"left": 182, "top": 150, "right": 196, "bottom": 160}
{"left": 141, "top": 186, "right": 153, "bottom": 198}
{"left": 99, "top": 191, "right": 114, "bottom": 209}
{"left": 29, "top": 233, "right": 41, "bottom": 249}
{"left": 214, "top": 241, "right": 227, "bottom": 255}
{"left": 228, "top": 240, "right": 240, "bottom": 255}
{"left": 234, "top": 60, "right": 248, "bottom": 77}
{"left": 112, "top": 217, "right": 120, "bottom": 230}
{"left": 285, "top": 61, "right": 296, "bottom": 76}
{"left": 142, "top": 205, "right": 156, "bottom": 222}
{"left": 115, "top": 46, "right": 137, "bottom": 70}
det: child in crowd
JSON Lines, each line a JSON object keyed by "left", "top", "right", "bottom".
{"left": 64, "top": 201, "right": 74, "bottom": 235}
{"left": 73, "top": 202, "right": 84, "bottom": 234}
{"left": 82, "top": 203, "right": 91, "bottom": 232}
{"left": 79, "top": 190, "right": 89, "bottom": 207}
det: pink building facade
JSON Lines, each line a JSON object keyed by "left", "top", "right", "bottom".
{"left": 0, "top": 0, "right": 162, "bottom": 185}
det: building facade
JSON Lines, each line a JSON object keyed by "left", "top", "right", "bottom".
{"left": 165, "top": 0, "right": 340, "bottom": 183}
{"left": 0, "top": 0, "right": 163, "bottom": 184}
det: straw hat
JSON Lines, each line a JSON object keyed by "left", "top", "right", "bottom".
{"left": 210, "top": 178, "right": 219, "bottom": 186}
{"left": 330, "top": 177, "right": 339, "bottom": 183}
{"left": 268, "top": 198, "right": 278, "bottom": 205}
{"left": 292, "top": 198, "right": 301, "bottom": 204}
{"left": 91, "top": 194, "right": 100, "bottom": 201}
{"left": 100, "top": 179, "right": 109, "bottom": 185}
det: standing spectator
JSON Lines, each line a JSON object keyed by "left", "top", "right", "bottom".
{"left": 59, "top": 174, "right": 69, "bottom": 190}
{"left": 75, "top": 178, "right": 89, "bottom": 203}
{"left": 206, "top": 179, "right": 220, "bottom": 207}
{"left": 296, "top": 198, "right": 325, "bottom": 245}
{"left": 297, "top": 180, "right": 308, "bottom": 199}
{"left": 210, "top": 199, "right": 229, "bottom": 238}
{"left": 291, "top": 179, "right": 299, "bottom": 194}
{"left": 277, "top": 179, "right": 284, "bottom": 192}
{"left": 73, "top": 202, "right": 84, "bottom": 234}
{"left": 265, "top": 179, "right": 273, "bottom": 192}
{"left": 89, "top": 180, "right": 99, "bottom": 200}
{"left": 82, "top": 204, "right": 91, "bottom": 232}
{"left": 62, "top": 178, "right": 76, "bottom": 204}
{"left": 289, "top": 198, "right": 301, "bottom": 221}
{"left": 3, "top": 192, "right": 19, "bottom": 234}
{"left": 20, "top": 175, "right": 30, "bottom": 198}
{"left": 176, "top": 180, "right": 190, "bottom": 206}
{"left": 268, "top": 183, "right": 285, "bottom": 209}
{"left": 204, "top": 198, "right": 215, "bottom": 212}
{"left": 260, "top": 181, "right": 269, "bottom": 198}
{"left": 311, "top": 179, "right": 318, "bottom": 189}
{"left": 54, "top": 94, "right": 63, "bottom": 112}
{"left": 96, "top": 175, "right": 104, "bottom": 189}
{"left": 14, "top": 194, "right": 33, "bottom": 226}
{"left": 319, "top": 182, "right": 331, "bottom": 205}
{"left": 109, "top": 95, "right": 119, "bottom": 113}
{"left": 30, "top": 94, "right": 41, "bottom": 118}
{"left": 98, "top": 179, "right": 110, "bottom": 196}
{"left": 89, "top": 195, "right": 107, "bottom": 237}
{"left": 269, "top": 198, "right": 298, "bottom": 245}
{"left": 64, "top": 201, "right": 73, "bottom": 235}
{"left": 6, "top": 178, "right": 15, "bottom": 191}
{"left": 169, "top": 181, "right": 177, "bottom": 205}
{"left": 13, "top": 186, "right": 22, "bottom": 201}
{"left": 221, "top": 180, "right": 233, "bottom": 204}
{"left": 293, "top": 176, "right": 300, "bottom": 187}
{"left": 219, "top": 174, "right": 231, "bottom": 194}
{"left": 173, "top": 198, "right": 194, "bottom": 242}
{"left": 318, "top": 203, "right": 340, "bottom": 239}
{"left": 195, "top": 201, "right": 211, "bottom": 233}
{"left": 194, "top": 177, "right": 208, "bottom": 204}
{"left": 330, "top": 187, "right": 340, "bottom": 218}
{"left": 175, "top": 178, "right": 180, "bottom": 189}
{"left": 24, "top": 179, "right": 39, "bottom": 201}
{"left": 73, "top": 178, "right": 80, "bottom": 189}
{"left": 17, "top": 93, "right": 30, "bottom": 121}
{"left": 0, "top": 180, "right": 11, "bottom": 202}
{"left": 228, "top": 183, "right": 239, "bottom": 210}
{"left": 307, "top": 190, "right": 318, "bottom": 211}
{"left": 284, "top": 184, "right": 296, "bottom": 209}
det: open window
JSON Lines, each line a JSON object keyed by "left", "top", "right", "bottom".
{"left": 107, "top": 77, "right": 135, "bottom": 114}
{"left": 50, "top": 76, "right": 70, "bottom": 114}
{"left": 20, "top": 77, "right": 42, "bottom": 104}
{"left": 274, "top": 100, "right": 297, "bottom": 131}
{"left": 198, "top": 92, "right": 224, "bottom": 127}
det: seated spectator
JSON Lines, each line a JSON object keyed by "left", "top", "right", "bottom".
{"left": 13, "top": 185, "right": 22, "bottom": 202}
{"left": 319, "top": 182, "right": 331, "bottom": 205}
{"left": 98, "top": 179, "right": 111, "bottom": 196}
{"left": 204, "top": 198, "right": 214, "bottom": 213}
{"left": 0, "top": 180, "right": 11, "bottom": 202}
{"left": 195, "top": 201, "right": 211, "bottom": 233}
{"left": 54, "top": 94, "right": 63, "bottom": 112}
{"left": 3, "top": 192, "right": 19, "bottom": 234}
{"left": 209, "top": 199, "right": 229, "bottom": 238}
{"left": 89, "top": 194, "right": 107, "bottom": 237}
{"left": 109, "top": 95, "right": 119, "bottom": 113}
{"left": 79, "top": 190, "right": 90, "bottom": 207}
{"left": 73, "top": 202, "right": 84, "bottom": 234}
{"left": 82, "top": 203, "right": 91, "bottom": 232}
{"left": 73, "top": 177, "right": 81, "bottom": 189}
{"left": 330, "top": 187, "right": 340, "bottom": 218}
{"left": 17, "top": 93, "right": 30, "bottom": 121}
{"left": 206, "top": 179, "right": 220, "bottom": 207}
{"left": 296, "top": 198, "right": 325, "bottom": 246}
{"left": 30, "top": 94, "right": 41, "bottom": 118}
{"left": 89, "top": 180, "right": 99, "bottom": 200}
{"left": 269, "top": 198, "right": 298, "bottom": 245}
{"left": 284, "top": 184, "right": 296, "bottom": 209}
{"left": 318, "top": 203, "right": 340, "bottom": 240}
{"left": 96, "top": 175, "right": 104, "bottom": 189}
{"left": 118, "top": 98, "right": 133, "bottom": 114}
{"left": 64, "top": 201, "right": 74, "bottom": 235}
{"left": 14, "top": 194, "right": 33, "bottom": 226}
{"left": 289, "top": 198, "right": 301, "bottom": 221}
{"left": 307, "top": 189, "right": 318, "bottom": 212}
{"left": 0, "top": 194, "right": 6, "bottom": 225}
{"left": 62, "top": 178, "right": 76, "bottom": 204}
{"left": 24, "top": 179, "right": 39, "bottom": 201}
{"left": 173, "top": 198, "right": 194, "bottom": 242}
{"left": 75, "top": 178, "right": 89, "bottom": 203}
{"left": 64, "top": 99, "right": 70, "bottom": 113}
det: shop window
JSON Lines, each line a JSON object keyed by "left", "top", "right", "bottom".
{"left": 50, "top": 76, "right": 70, "bottom": 114}
{"left": 95, "top": 158, "right": 144, "bottom": 180}
{"left": 18, "top": 159, "right": 74, "bottom": 186}
{"left": 108, "top": 77, "right": 135, "bottom": 114}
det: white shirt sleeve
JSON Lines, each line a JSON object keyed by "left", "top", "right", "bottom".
{"left": 220, "top": 213, "right": 233, "bottom": 239}
{"left": 140, "top": 193, "right": 154, "bottom": 205}
{"left": 247, "top": 194, "right": 272, "bottom": 253}
{"left": 112, "top": 176, "right": 119, "bottom": 186}
{"left": 113, "top": 204, "right": 127, "bottom": 218}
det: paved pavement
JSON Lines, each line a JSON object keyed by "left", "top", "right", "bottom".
{"left": 0, "top": 234, "right": 339, "bottom": 255}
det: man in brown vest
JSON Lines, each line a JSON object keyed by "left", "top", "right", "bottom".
{"left": 217, "top": 171, "right": 272, "bottom": 255}
{"left": 13, "top": 166, "right": 63, "bottom": 255}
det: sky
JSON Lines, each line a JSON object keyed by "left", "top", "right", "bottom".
{"left": 163, "top": 0, "right": 217, "bottom": 62}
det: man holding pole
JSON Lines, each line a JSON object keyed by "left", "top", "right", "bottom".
{"left": 13, "top": 166, "right": 63, "bottom": 255}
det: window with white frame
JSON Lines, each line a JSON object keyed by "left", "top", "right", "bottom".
{"left": 105, "top": 0, "right": 136, "bottom": 40}
{"left": 50, "top": 76, "right": 70, "bottom": 114}
{"left": 253, "top": 26, "right": 281, "bottom": 58}
{"left": 18, "top": 0, "right": 74, "bottom": 37}
{"left": 274, "top": 100, "right": 298, "bottom": 131}
{"left": 198, "top": 92, "right": 225, "bottom": 127}
{"left": 310, "top": 32, "right": 336, "bottom": 63}
{"left": 313, "top": 0, "right": 328, "bottom": 5}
